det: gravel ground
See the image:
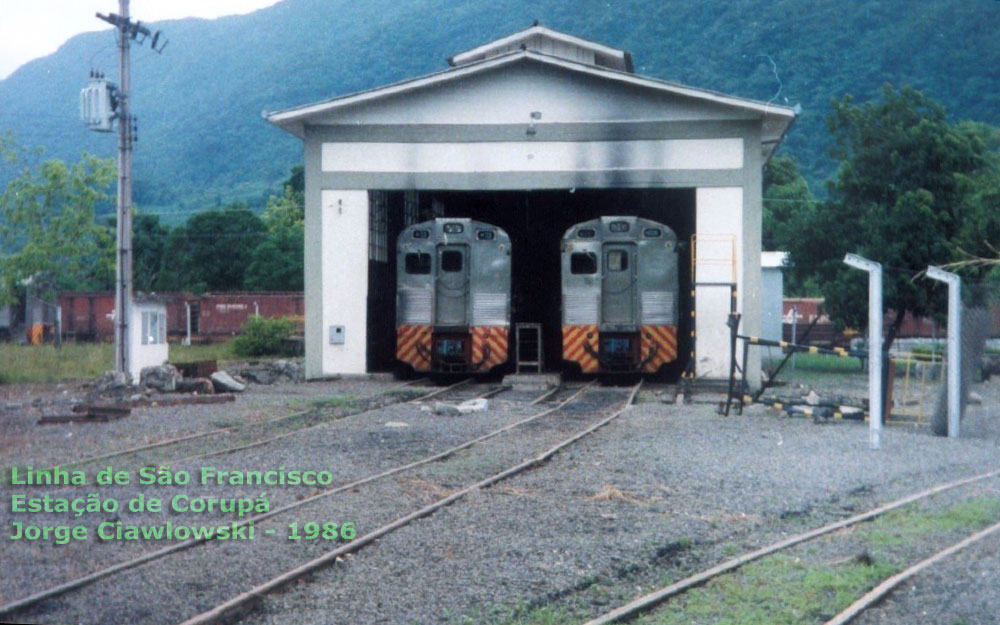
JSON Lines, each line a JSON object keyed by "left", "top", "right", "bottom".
{"left": 3, "top": 375, "right": 998, "bottom": 625}
{"left": 0, "top": 376, "right": 408, "bottom": 469}
{"left": 1, "top": 382, "right": 581, "bottom": 622}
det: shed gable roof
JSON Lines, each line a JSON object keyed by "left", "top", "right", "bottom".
{"left": 268, "top": 40, "right": 795, "bottom": 160}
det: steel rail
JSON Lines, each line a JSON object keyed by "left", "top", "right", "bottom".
{"left": 0, "top": 381, "right": 596, "bottom": 618}
{"left": 177, "top": 380, "right": 640, "bottom": 625}
{"left": 583, "top": 468, "right": 1000, "bottom": 625}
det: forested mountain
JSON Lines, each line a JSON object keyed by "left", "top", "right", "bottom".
{"left": 1, "top": 0, "right": 998, "bottom": 218}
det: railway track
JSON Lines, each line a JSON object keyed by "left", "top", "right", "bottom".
{"left": 583, "top": 468, "right": 1000, "bottom": 625}
{"left": 0, "top": 380, "right": 618, "bottom": 623}
{"left": 26, "top": 377, "right": 471, "bottom": 475}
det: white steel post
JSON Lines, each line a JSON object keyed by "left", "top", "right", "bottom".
{"left": 926, "top": 266, "right": 962, "bottom": 438}
{"left": 844, "top": 253, "right": 883, "bottom": 450}
{"left": 184, "top": 301, "right": 192, "bottom": 346}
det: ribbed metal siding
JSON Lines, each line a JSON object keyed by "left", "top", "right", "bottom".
{"left": 471, "top": 292, "right": 507, "bottom": 326}
{"left": 641, "top": 291, "right": 676, "bottom": 325}
{"left": 399, "top": 290, "right": 432, "bottom": 325}
{"left": 564, "top": 289, "right": 600, "bottom": 325}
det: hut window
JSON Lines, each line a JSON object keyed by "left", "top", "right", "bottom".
{"left": 141, "top": 311, "right": 167, "bottom": 345}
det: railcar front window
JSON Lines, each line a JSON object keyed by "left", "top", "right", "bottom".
{"left": 441, "top": 251, "right": 463, "bottom": 272}
{"left": 405, "top": 253, "right": 431, "bottom": 274}
{"left": 570, "top": 252, "right": 597, "bottom": 274}
{"left": 607, "top": 250, "right": 628, "bottom": 271}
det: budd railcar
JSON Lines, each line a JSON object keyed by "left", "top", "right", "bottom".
{"left": 396, "top": 218, "right": 511, "bottom": 374}
{"left": 561, "top": 216, "right": 679, "bottom": 374}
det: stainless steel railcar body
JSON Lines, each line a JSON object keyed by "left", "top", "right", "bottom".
{"left": 396, "top": 218, "right": 511, "bottom": 373}
{"left": 561, "top": 216, "right": 679, "bottom": 373}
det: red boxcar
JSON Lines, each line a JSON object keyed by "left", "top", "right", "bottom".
{"left": 55, "top": 291, "right": 304, "bottom": 342}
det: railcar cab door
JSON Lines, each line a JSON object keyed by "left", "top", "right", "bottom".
{"left": 434, "top": 243, "right": 470, "bottom": 370}
{"left": 435, "top": 244, "right": 469, "bottom": 326}
{"left": 601, "top": 243, "right": 637, "bottom": 327}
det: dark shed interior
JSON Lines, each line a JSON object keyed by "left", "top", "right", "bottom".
{"left": 367, "top": 189, "right": 695, "bottom": 380}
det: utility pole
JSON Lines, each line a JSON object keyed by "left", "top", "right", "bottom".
{"left": 90, "top": 1, "right": 166, "bottom": 378}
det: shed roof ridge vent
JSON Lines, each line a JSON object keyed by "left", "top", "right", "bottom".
{"left": 448, "top": 25, "right": 634, "bottom": 73}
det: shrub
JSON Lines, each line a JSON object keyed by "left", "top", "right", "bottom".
{"left": 231, "top": 315, "right": 295, "bottom": 357}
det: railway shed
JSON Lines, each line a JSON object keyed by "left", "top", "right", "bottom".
{"left": 267, "top": 25, "right": 796, "bottom": 384}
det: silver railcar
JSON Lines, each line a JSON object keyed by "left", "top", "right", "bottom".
{"left": 561, "top": 216, "right": 679, "bottom": 373}
{"left": 396, "top": 218, "right": 511, "bottom": 374}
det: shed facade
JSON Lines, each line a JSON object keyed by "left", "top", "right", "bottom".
{"left": 268, "top": 26, "right": 795, "bottom": 384}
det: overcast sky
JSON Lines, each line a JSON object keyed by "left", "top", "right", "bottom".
{"left": 0, "top": 0, "right": 284, "bottom": 79}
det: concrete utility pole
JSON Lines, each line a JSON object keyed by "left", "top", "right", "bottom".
{"left": 926, "top": 266, "right": 962, "bottom": 438}
{"left": 844, "top": 253, "right": 883, "bottom": 451}
{"left": 94, "top": 1, "right": 166, "bottom": 377}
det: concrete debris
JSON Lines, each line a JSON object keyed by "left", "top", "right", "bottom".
{"left": 210, "top": 371, "right": 246, "bottom": 393}
{"left": 432, "top": 402, "right": 462, "bottom": 416}
{"left": 805, "top": 390, "right": 821, "bottom": 406}
{"left": 140, "top": 364, "right": 181, "bottom": 392}
{"left": 96, "top": 370, "right": 130, "bottom": 396}
{"left": 457, "top": 398, "right": 489, "bottom": 413}
{"left": 238, "top": 359, "right": 304, "bottom": 385}
{"left": 176, "top": 377, "right": 215, "bottom": 395}
{"left": 968, "top": 391, "right": 983, "bottom": 405}
{"left": 384, "top": 421, "right": 410, "bottom": 428}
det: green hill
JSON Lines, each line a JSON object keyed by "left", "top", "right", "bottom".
{"left": 2, "top": 0, "right": 998, "bottom": 219}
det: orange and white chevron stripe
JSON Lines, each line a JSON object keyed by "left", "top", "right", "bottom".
{"left": 397, "top": 324, "right": 432, "bottom": 372}
{"left": 471, "top": 326, "right": 509, "bottom": 372}
{"left": 562, "top": 324, "right": 599, "bottom": 373}
{"left": 640, "top": 324, "right": 678, "bottom": 372}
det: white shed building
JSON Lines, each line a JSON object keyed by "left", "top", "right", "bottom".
{"left": 267, "top": 25, "right": 795, "bottom": 385}
{"left": 129, "top": 297, "right": 169, "bottom": 382}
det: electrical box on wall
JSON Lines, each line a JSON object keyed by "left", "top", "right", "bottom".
{"left": 329, "top": 325, "right": 345, "bottom": 345}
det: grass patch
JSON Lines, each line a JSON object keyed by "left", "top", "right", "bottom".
{"left": 0, "top": 341, "right": 238, "bottom": 384}
{"left": 766, "top": 352, "right": 865, "bottom": 374}
{"left": 0, "top": 343, "right": 113, "bottom": 382}
{"left": 168, "top": 341, "right": 235, "bottom": 363}
{"left": 638, "top": 553, "right": 895, "bottom": 625}
{"left": 635, "top": 496, "right": 1000, "bottom": 625}
{"left": 311, "top": 395, "right": 361, "bottom": 411}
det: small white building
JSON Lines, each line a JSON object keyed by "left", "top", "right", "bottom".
{"left": 267, "top": 25, "right": 795, "bottom": 386}
{"left": 761, "top": 251, "right": 788, "bottom": 343}
{"left": 129, "top": 297, "right": 169, "bottom": 382}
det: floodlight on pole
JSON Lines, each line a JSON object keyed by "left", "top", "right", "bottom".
{"left": 843, "top": 253, "right": 883, "bottom": 450}
{"left": 926, "top": 266, "right": 962, "bottom": 438}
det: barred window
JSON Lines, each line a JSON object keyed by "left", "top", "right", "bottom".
{"left": 403, "top": 190, "right": 420, "bottom": 226}
{"left": 368, "top": 191, "right": 388, "bottom": 263}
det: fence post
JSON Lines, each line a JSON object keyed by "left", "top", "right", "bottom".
{"left": 926, "top": 266, "right": 962, "bottom": 438}
{"left": 844, "top": 254, "right": 883, "bottom": 450}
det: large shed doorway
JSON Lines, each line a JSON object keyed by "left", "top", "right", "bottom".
{"left": 367, "top": 188, "right": 695, "bottom": 379}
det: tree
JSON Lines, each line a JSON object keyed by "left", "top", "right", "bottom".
{"left": 762, "top": 155, "right": 819, "bottom": 295}
{"left": 0, "top": 138, "right": 116, "bottom": 304}
{"left": 244, "top": 166, "right": 305, "bottom": 291}
{"left": 784, "top": 85, "right": 990, "bottom": 348}
{"left": 131, "top": 212, "right": 171, "bottom": 292}
{"left": 157, "top": 204, "right": 266, "bottom": 292}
